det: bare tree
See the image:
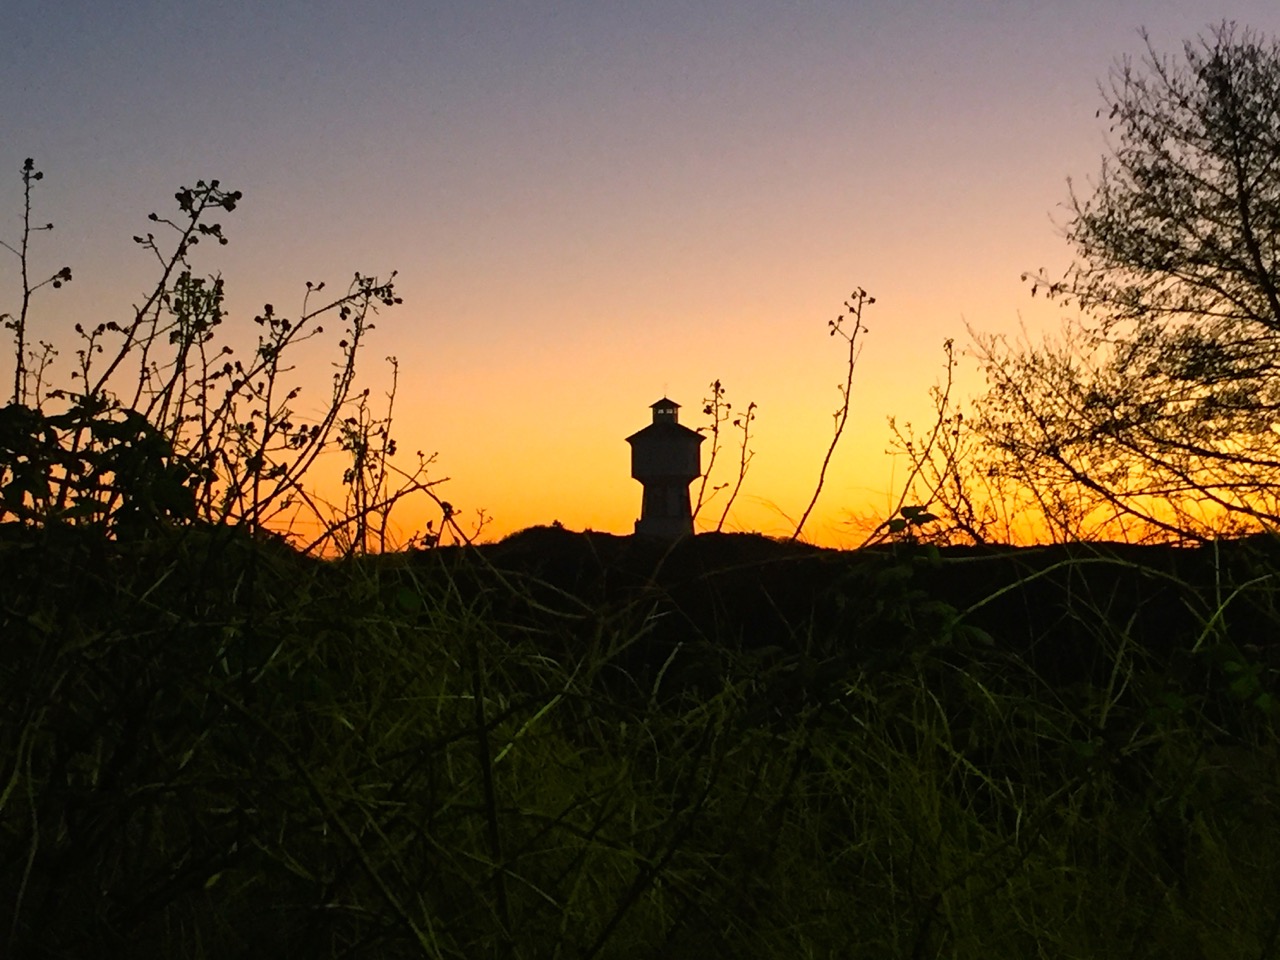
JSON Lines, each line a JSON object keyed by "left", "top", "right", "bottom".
{"left": 979, "top": 23, "right": 1280, "bottom": 541}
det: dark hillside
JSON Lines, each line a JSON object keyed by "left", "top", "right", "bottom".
{"left": 410, "top": 527, "right": 1280, "bottom": 701}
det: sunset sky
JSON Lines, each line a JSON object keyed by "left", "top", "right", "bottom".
{"left": 4, "top": 1, "right": 1279, "bottom": 547}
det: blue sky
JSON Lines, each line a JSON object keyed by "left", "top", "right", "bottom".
{"left": 5, "top": 1, "right": 1279, "bottom": 542}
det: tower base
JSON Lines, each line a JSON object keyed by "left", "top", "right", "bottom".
{"left": 634, "top": 515, "right": 695, "bottom": 539}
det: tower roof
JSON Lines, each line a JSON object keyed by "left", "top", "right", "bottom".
{"left": 650, "top": 397, "right": 680, "bottom": 408}
{"left": 625, "top": 421, "right": 705, "bottom": 444}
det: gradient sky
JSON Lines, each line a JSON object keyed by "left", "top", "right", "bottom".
{"left": 4, "top": 1, "right": 1279, "bottom": 546}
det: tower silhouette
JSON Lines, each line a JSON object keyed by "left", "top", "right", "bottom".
{"left": 625, "top": 397, "right": 705, "bottom": 538}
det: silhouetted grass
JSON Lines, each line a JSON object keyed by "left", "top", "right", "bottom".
{"left": 3, "top": 525, "right": 1279, "bottom": 958}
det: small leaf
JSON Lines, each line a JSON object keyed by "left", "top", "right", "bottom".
{"left": 1070, "top": 739, "right": 1097, "bottom": 760}
{"left": 394, "top": 587, "right": 422, "bottom": 614}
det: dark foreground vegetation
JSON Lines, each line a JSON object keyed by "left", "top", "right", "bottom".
{"left": 3, "top": 524, "right": 1280, "bottom": 958}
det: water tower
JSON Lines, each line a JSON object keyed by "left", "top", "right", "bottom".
{"left": 625, "top": 397, "right": 705, "bottom": 538}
